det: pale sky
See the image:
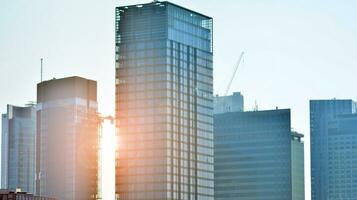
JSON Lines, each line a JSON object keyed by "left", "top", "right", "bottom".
{"left": 2, "top": 0, "right": 357, "bottom": 199}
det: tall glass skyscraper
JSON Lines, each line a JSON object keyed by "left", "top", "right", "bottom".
{"left": 1, "top": 104, "right": 36, "bottom": 193}
{"left": 310, "top": 99, "right": 354, "bottom": 200}
{"left": 214, "top": 109, "right": 304, "bottom": 200}
{"left": 115, "top": 1, "right": 214, "bottom": 199}
{"left": 327, "top": 114, "right": 357, "bottom": 199}
{"left": 36, "top": 77, "right": 99, "bottom": 200}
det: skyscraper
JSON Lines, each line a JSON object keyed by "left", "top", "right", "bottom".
{"left": 310, "top": 99, "right": 354, "bottom": 200}
{"left": 115, "top": 1, "right": 214, "bottom": 199}
{"left": 214, "top": 109, "right": 304, "bottom": 200}
{"left": 213, "top": 92, "right": 244, "bottom": 114}
{"left": 36, "top": 76, "right": 99, "bottom": 200}
{"left": 1, "top": 104, "right": 36, "bottom": 193}
{"left": 327, "top": 114, "right": 357, "bottom": 199}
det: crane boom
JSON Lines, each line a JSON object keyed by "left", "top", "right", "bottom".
{"left": 224, "top": 51, "right": 244, "bottom": 96}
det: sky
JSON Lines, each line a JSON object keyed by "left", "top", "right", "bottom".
{"left": 1, "top": 0, "right": 357, "bottom": 199}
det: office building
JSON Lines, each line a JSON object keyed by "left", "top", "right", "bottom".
{"left": 327, "top": 114, "right": 357, "bottom": 199}
{"left": 214, "top": 92, "right": 244, "bottom": 114}
{"left": 310, "top": 99, "right": 354, "bottom": 200}
{"left": 1, "top": 105, "right": 36, "bottom": 193}
{"left": 36, "top": 77, "right": 99, "bottom": 200}
{"left": 214, "top": 109, "right": 304, "bottom": 200}
{"left": 0, "top": 189, "right": 56, "bottom": 200}
{"left": 115, "top": 1, "right": 214, "bottom": 199}
{"left": 291, "top": 132, "right": 305, "bottom": 200}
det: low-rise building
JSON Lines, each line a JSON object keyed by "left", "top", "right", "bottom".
{"left": 214, "top": 92, "right": 244, "bottom": 114}
{"left": 0, "top": 189, "right": 56, "bottom": 200}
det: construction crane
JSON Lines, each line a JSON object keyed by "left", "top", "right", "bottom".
{"left": 224, "top": 51, "right": 244, "bottom": 96}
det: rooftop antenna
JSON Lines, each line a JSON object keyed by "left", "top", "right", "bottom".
{"left": 40, "top": 58, "right": 43, "bottom": 82}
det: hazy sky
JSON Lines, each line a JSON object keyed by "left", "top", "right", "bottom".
{"left": 1, "top": 0, "right": 357, "bottom": 199}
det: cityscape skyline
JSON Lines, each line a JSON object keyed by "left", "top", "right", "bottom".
{"left": 3, "top": 0, "right": 357, "bottom": 135}
{"left": 1, "top": 1, "right": 357, "bottom": 200}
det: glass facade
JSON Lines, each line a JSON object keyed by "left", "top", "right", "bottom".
{"left": 36, "top": 77, "right": 99, "bottom": 200}
{"left": 1, "top": 105, "right": 36, "bottom": 194}
{"left": 115, "top": 1, "right": 214, "bottom": 200}
{"left": 214, "top": 109, "right": 298, "bottom": 200}
{"left": 310, "top": 100, "right": 354, "bottom": 200}
{"left": 327, "top": 114, "right": 357, "bottom": 199}
{"left": 1, "top": 114, "right": 8, "bottom": 189}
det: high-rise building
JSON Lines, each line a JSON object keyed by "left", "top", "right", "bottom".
{"left": 327, "top": 114, "right": 357, "bottom": 199}
{"left": 310, "top": 99, "right": 354, "bottom": 200}
{"left": 213, "top": 92, "right": 244, "bottom": 114}
{"left": 1, "top": 105, "right": 36, "bottom": 193}
{"left": 36, "top": 77, "right": 99, "bottom": 200}
{"left": 1, "top": 113, "right": 7, "bottom": 189}
{"left": 115, "top": 1, "right": 214, "bottom": 199}
{"left": 214, "top": 109, "right": 304, "bottom": 200}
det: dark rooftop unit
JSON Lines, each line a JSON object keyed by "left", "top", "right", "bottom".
{"left": 0, "top": 189, "right": 56, "bottom": 200}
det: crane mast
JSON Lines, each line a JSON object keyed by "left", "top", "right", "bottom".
{"left": 224, "top": 51, "right": 244, "bottom": 96}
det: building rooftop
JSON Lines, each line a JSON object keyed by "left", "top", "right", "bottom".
{"left": 39, "top": 76, "right": 95, "bottom": 85}
{"left": 214, "top": 108, "right": 290, "bottom": 117}
{"left": 310, "top": 99, "right": 352, "bottom": 102}
{"left": 37, "top": 76, "right": 97, "bottom": 102}
{"left": 117, "top": 1, "right": 212, "bottom": 19}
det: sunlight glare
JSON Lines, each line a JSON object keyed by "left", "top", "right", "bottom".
{"left": 100, "top": 119, "right": 116, "bottom": 200}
